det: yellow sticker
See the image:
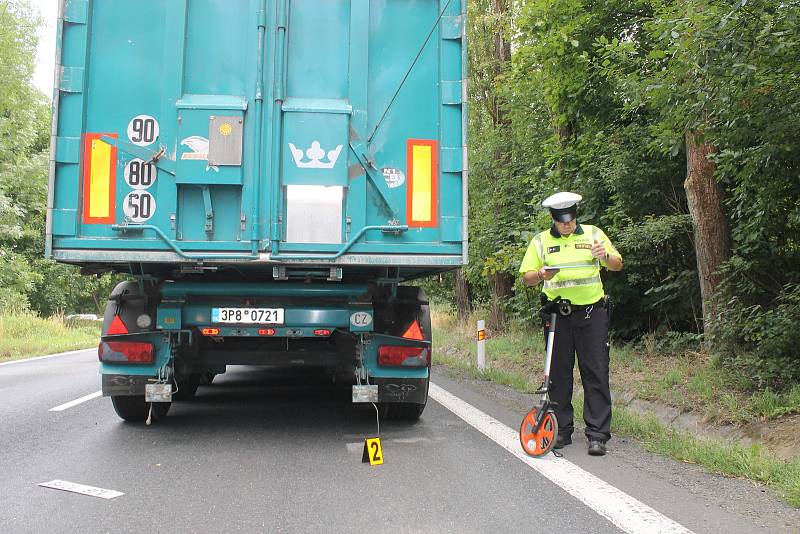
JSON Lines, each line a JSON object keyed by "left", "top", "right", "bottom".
{"left": 219, "top": 123, "right": 233, "bottom": 136}
{"left": 88, "top": 139, "right": 112, "bottom": 218}
{"left": 477, "top": 330, "right": 486, "bottom": 341}
{"left": 411, "top": 144, "right": 432, "bottom": 222}
{"left": 362, "top": 437, "right": 384, "bottom": 466}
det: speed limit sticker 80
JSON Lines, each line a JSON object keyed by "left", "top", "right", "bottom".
{"left": 123, "top": 191, "right": 156, "bottom": 223}
{"left": 124, "top": 159, "right": 156, "bottom": 190}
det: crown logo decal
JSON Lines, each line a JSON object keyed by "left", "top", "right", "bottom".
{"left": 288, "top": 141, "right": 343, "bottom": 169}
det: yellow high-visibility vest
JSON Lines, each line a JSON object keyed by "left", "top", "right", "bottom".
{"left": 519, "top": 224, "right": 621, "bottom": 305}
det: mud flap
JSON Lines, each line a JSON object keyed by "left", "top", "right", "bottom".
{"left": 372, "top": 377, "right": 429, "bottom": 405}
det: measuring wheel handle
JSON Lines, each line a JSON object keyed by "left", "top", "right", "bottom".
{"left": 519, "top": 407, "right": 559, "bottom": 457}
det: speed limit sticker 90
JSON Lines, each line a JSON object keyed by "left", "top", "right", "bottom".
{"left": 124, "top": 159, "right": 156, "bottom": 190}
{"left": 127, "top": 115, "right": 159, "bottom": 147}
{"left": 123, "top": 191, "right": 156, "bottom": 223}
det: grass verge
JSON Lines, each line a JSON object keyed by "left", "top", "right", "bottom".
{"left": 432, "top": 306, "right": 800, "bottom": 508}
{"left": 0, "top": 313, "right": 100, "bottom": 363}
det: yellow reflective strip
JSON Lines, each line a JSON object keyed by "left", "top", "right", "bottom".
{"left": 543, "top": 275, "right": 602, "bottom": 290}
{"left": 89, "top": 139, "right": 111, "bottom": 218}
{"left": 411, "top": 145, "right": 432, "bottom": 221}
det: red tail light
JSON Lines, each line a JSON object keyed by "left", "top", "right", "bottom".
{"left": 402, "top": 320, "right": 424, "bottom": 340}
{"left": 378, "top": 345, "right": 430, "bottom": 368}
{"left": 107, "top": 315, "right": 129, "bottom": 335}
{"left": 201, "top": 327, "right": 220, "bottom": 336}
{"left": 314, "top": 329, "right": 332, "bottom": 337}
{"left": 258, "top": 328, "right": 276, "bottom": 336}
{"left": 98, "top": 341, "right": 154, "bottom": 364}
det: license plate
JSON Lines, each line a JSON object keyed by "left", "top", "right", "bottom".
{"left": 211, "top": 307, "right": 284, "bottom": 325}
{"left": 145, "top": 383, "right": 172, "bottom": 403}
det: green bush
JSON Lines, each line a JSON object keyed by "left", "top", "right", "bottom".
{"left": 716, "top": 283, "right": 800, "bottom": 390}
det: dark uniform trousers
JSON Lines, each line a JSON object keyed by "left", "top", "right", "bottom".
{"left": 546, "top": 304, "right": 611, "bottom": 442}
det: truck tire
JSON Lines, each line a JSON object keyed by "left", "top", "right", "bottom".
{"left": 111, "top": 395, "right": 170, "bottom": 422}
{"left": 173, "top": 373, "right": 201, "bottom": 401}
{"left": 384, "top": 402, "right": 426, "bottom": 421}
{"left": 380, "top": 287, "right": 431, "bottom": 422}
{"left": 200, "top": 372, "right": 217, "bottom": 385}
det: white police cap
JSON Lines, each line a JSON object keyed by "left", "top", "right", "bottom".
{"left": 541, "top": 192, "right": 582, "bottom": 209}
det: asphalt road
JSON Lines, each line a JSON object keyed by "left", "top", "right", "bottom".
{"left": 0, "top": 350, "right": 797, "bottom": 533}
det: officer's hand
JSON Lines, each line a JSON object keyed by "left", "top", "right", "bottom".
{"left": 539, "top": 268, "right": 559, "bottom": 281}
{"left": 591, "top": 240, "right": 606, "bottom": 260}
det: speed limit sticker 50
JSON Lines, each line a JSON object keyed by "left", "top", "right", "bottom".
{"left": 123, "top": 191, "right": 156, "bottom": 223}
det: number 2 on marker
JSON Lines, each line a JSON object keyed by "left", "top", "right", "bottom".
{"left": 366, "top": 438, "right": 383, "bottom": 465}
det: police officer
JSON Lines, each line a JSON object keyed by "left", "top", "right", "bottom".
{"left": 519, "top": 192, "right": 623, "bottom": 456}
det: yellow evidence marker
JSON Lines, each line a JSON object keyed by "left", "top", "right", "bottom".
{"left": 362, "top": 437, "right": 384, "bottom": 466}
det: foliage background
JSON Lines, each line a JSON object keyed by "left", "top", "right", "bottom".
{"left": 0, "top": 0, "right": 119, "bottom": 315}
{"left": 423, "top": 0, "right": 800, "bottom": 389}
{"left": 1, "top": 0, "right": 798, "bottom": 388}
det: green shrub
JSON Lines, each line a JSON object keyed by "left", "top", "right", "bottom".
{"left": 716, "top": 283, "right": 800, "bottom": 390}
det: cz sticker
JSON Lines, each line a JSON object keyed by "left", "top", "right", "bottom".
{"left": 124, "top": 159, "right": 157, "bottom": 190}
{"left": 123, "top": 191, "right": 156, "bottom": 223}
{"left": 350, "top": 312, "right": 373, "bottom": 328}
{"left": 127, "top": 115, "right": 159, "bottom": 147}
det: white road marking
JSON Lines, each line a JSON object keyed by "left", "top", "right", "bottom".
{"left": 39, "top": 479, "right": 123, "bottom": 500}
{"left": 0, "top": 348, "right": 95, "bottom": 367}
{"left": 49, "top": 391, "right": 103, "bottom": 412}
{"left": 429, "top": 382, "right": 694, "bottom": 534}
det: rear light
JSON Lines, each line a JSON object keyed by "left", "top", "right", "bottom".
{"left": 201, "top": 327, "right": 220, "bottom": 336}
{"left": 107, "top": 315, "right": 129, "bottom": 335}
{"left": 258, "top": 328, "right": 276, "bottom": 336}
{"left": 98, "top": 341, "right": 154, "bottom": 364}
{"left": 402, "top": 320, "right": 424, "bottom": 340}
{"left": 377, "top": 345, "right": 430, "bottom": 368}
{"left": 314, "top": 329, "right": 332, "bottom": 337}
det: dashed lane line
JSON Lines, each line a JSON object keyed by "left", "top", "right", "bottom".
{"left": 49, "top": 391, "right": 103, "bottom": 412}
{"left": 429, "top": 382, "right": 694, "bottom": 534}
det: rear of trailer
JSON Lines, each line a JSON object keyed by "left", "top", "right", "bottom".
{"left": 47, "top": 0, "right": 467, "bottom": 421}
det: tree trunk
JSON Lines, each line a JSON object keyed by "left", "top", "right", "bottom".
{"left": 485, "top": 0, "right": 512, "bottom": 333}
{"left": 454, "top": 269, "right": 472, "bottom": 321}
{"left": 488, "top": 271, "right": 513, "bottom": 332}
{"left": 684, "top": 131, "right": 730, "bottom": 335}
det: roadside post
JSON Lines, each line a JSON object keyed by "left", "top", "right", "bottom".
{"left": 477, "top": 320, "right": 486, "bottom": 371}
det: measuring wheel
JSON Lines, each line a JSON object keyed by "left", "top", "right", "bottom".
{"left": 519, "top": 407, "right": 558, "bottom": 457}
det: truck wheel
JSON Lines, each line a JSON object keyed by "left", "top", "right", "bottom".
{"left": 111, "top": 395, "right": 170, "bottom": 422}
{"left": 173, "top": 374, "right": 201, "bottom": 401}
{"left": 200, "top": 372, "right": 217, "bottom": 385}
{"left": 378, "top": 287, "right": 431, "bottom": 422}
{"left": 384, "top": 401, "right": 426, "bottom": 421}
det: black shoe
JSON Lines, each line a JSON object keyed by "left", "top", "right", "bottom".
{"left": 587, "top": 440, "right": 607, "bottom": 456}
{"left": 554, "top": 434, "right": 572, "bottom": 449}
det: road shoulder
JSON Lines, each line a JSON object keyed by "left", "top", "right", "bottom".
{"left": 431, "top": 365, "right": 800, "bottom": 534}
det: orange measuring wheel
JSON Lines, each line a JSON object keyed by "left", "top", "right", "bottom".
{"left": 519, "top": 407, "right": 558, "bottom": 457}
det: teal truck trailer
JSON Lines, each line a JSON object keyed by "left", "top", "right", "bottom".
{"left": 46, "top": 0, "right": 467, "bottom": 422}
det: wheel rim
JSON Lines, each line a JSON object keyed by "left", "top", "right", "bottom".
{"left": 519, "top": 408, "right": 557, "bottom": 457}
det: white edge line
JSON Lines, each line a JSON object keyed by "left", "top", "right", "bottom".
{"left": 49, "top": 391, "right": 103, "bottom": 412}
{"left": 0, "top": 347, "right": 95, "bottom": 367}
{"left": 429, "top": 382, "right": 694, "bottom": 534}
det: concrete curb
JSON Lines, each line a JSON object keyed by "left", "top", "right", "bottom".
{"left": 611, "top": 391, "right": 800, "bottom": 460}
